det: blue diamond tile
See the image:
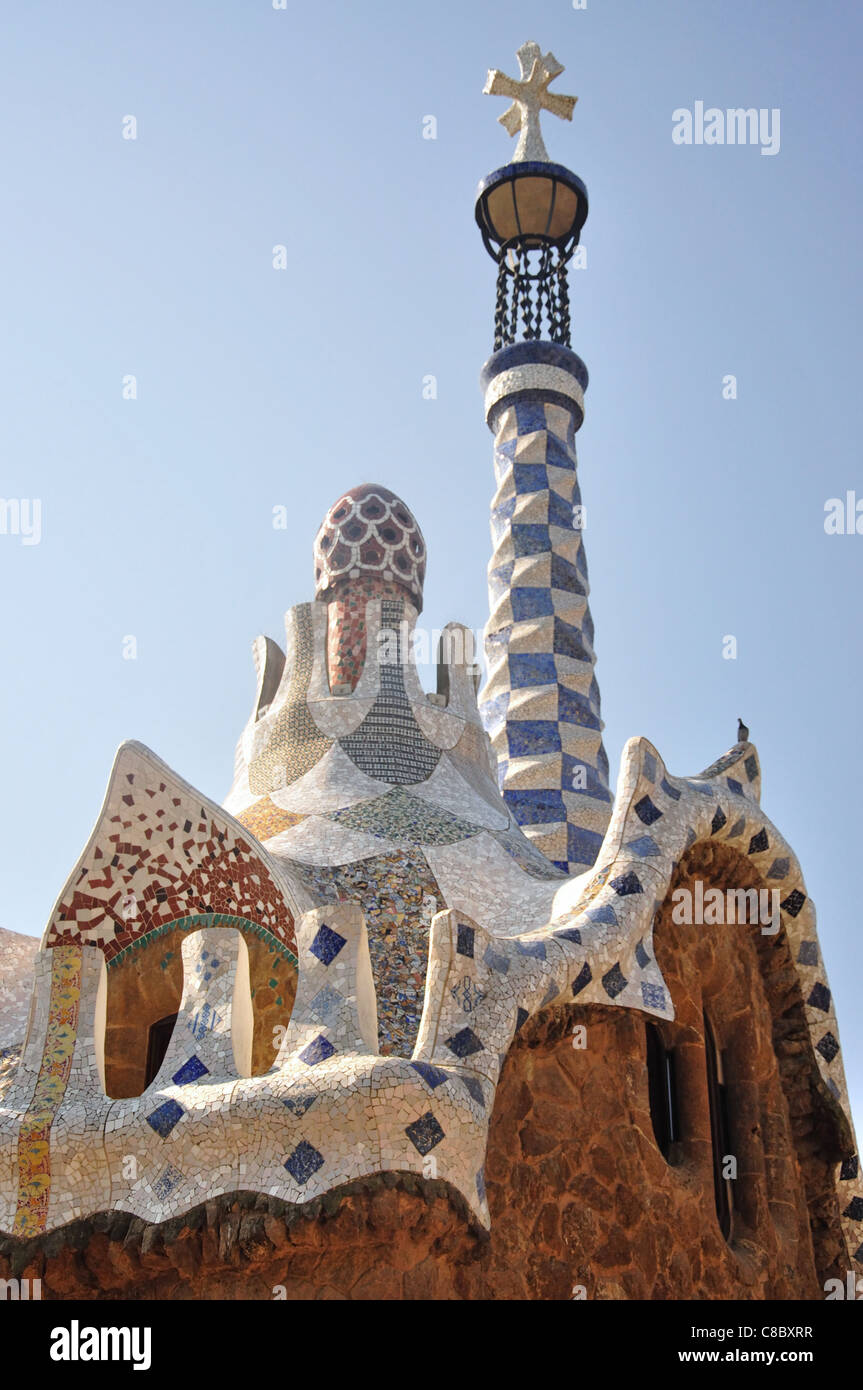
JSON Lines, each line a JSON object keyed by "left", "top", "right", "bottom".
{"left": 808, "top": 983, "right": 831, "bottom": 1012}
{"left": 816, "top": 1032, "right": 839, "bottom": 1063}
{"left": 476, "top": 1168, "right": 487, "bottom": 1205}
{"left": 462, "top": 1075, "right": 486, "bottom": 1109}
{"left": 405, "top": 1111, "right": 445, "bottom": 1156}
{"left": 517, "top": 940, "right": 546, "bottom": 960}
{"left": 411, "top": 1061, "right": 447, "bottom": 1090}
{"left": 602, "top": 963, "right": 627, "bottom": 999}
{"left": 585, "top": 904, "right": 617, "bottom": 926}
{"left": 748, "top": 829, "right": 769, "bottom": 854}
{"left": 456, "top": 924, "right": 475, "bottom": 958}
{"left": 767, "top": 857, "right": 791, "bottom": 880}
{"left": 611, "top": 871, "right": 642, "bottom": 897}
{"left": 571, "top": 961, "right": 592, "bottom": 996}
{"left": 711, "top": 806, "right": 727, "bottom": 836}
{"left": 171, "top": 1055, "right": 209, "bottom": 1086}
{"left": 146, "top": 1099, "right": 185, "bottom": 1139}
{"left": 660, "top": 777, "right": 680, "bottom": 801}
{"left": 727, "top": 818, "right": 745, "bottom": 839}
{"left": 309, "top": 924, "right": 347, "bottom": 966}
{"left": 634, "top": 795, "right": 662, "bottom": 826}
{"left": 840, "top": 1155, "right": 859, "bottom": 1181}
{"left": 554, "top": 925, "right": 582, "bottom": 944}
{"left": 515, "top": 1007, "right": 529, "bottom": 1032}
{"left": 626, "top": 835, "right": 659, "bottom": 858}
{"left": 843, "top": 1198, "right": 863, "bottom": 1222}
{"left": 445, "top": 1027, "right": 484, "bottom": 1059}
{"left": 483, "top": 946, "right": 510, "bottom": 974}
{"left": 299, "top": 1034, "right": 336, "bottom": 1067}
{"left": 642, "top": 751, "right": 657, "bottom": 784}
{"left": 687, "top": 781, "right": 713, "bottom": 798}
{"left": 744, "top": 754, "right": 758, "bottom": 781}
{"left": 726, "top": 777, "right": 743, "bottom": 795}
{"left": 781, "top": 888, "right": 806, "bottom": 917}
{"left": 284, "top": 1140, "right": 325, "bottom": 1186}
{"left": 635, "top": 939, "right": 650, "bottom": 970}
{"left": 797, "top": 941, "right": 819, "bottom": 966}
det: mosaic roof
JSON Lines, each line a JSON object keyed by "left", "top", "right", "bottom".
{"left": 313, "top": 484, "right": 427, "bottom": 611}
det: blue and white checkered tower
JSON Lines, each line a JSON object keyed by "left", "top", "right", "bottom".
{"left": 476, "top": 42, "right": 612, "bottom": 874}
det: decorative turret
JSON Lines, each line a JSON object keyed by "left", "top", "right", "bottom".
{"left": 313, "top": 484, "right": 427, "bottom": 693}
{"left": 477, "top": 42, "right": 612, "bottom": 875}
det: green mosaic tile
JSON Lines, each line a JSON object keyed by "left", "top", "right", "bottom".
{"left": 107, "top": 914, "right": 298, "bottom": 971}
{"left": 328, "top": 786, "right": 483, "bottom": 846}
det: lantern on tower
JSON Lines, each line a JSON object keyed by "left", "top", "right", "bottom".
{"left": 476, "top": 42, "right": 588, "bottom": 350}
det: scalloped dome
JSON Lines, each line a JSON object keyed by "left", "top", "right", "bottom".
{"left": 313, "top": 484, "right": 427, "bottom": 611}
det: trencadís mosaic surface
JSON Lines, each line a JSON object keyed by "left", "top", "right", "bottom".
{"left": 0, "top": 43, "right": 859, "bottom": 1283}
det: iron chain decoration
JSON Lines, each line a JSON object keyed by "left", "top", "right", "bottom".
{"left": 493, "top": 242, "right": 573, "bottom": 350}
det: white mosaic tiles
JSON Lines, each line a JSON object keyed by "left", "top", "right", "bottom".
{"left": 0, "top": 927, "right": 38, "bottom": 1051}
{"left": 0, "top": 707, "right": 858, "bottom": 1267}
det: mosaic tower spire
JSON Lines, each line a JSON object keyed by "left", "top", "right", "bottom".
{"left": 476, "top": 43, "right": 612, "bottom": 874}
{"left": 313, "top": 484, "right": 427, "bottom": 693}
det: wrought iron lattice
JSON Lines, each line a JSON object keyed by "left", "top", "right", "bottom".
{"left": 493, "top": 241, "right": 573, "bottom": 351}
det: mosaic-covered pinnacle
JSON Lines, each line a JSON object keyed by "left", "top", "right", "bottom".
{"left": 484, "top": 41, "right": 577, "bottom": 163}
{"left": 313, "top": 484, "right": 427, "bottom": 612}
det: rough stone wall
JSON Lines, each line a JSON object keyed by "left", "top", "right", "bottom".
{"left": 0, "top": 847, "right": 844, "bottom": 1298}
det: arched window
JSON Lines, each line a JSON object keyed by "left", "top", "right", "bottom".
{"left": 144, "top": 1013, "right": 178, "bottom": 1089}
{"left": 704, "top": 1010, "right": 733, "bottom": 1239}
{"left": 645, "top": 1022, "right": 678, "bottom": 1159}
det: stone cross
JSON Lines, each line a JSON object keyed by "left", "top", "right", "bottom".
{"left": 484, "top": 41, "right": 577, "bottom": 163}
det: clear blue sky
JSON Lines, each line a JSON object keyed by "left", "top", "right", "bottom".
{"left": 1, "top": 1, "right": 860, "bottom": 1133}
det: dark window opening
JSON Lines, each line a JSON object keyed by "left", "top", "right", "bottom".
{"left": 145, "top": 1013, "right": 178, "bottom": 1088}
{"left": 646, "top": 1022, "right": 678, "bottom": 1159}
{"left": 704, "top": 1010, "right": 733, "bottom": 1240}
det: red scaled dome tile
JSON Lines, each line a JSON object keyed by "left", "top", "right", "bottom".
{"left": 313, "top": 483, "right": 427, "bottom": 612}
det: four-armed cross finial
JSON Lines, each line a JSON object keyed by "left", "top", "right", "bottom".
{"left": 483, "top": 41, "right": 577, "bottom": 163}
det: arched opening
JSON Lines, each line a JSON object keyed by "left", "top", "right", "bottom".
{"left": 103, "top": 934, "right": 184, "bottom": 1098}
{"left": 144, "top": 1013, "right": 178, "bottom": 1089}
{"left": 645, "top": 1021, "right": 678, "bottom": 1161}
{"left": 102, "top": 921, "right": 298, "bottom": 1097}
{"left": 703, "top": 1009, "right": 733, "bottom": 1240}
